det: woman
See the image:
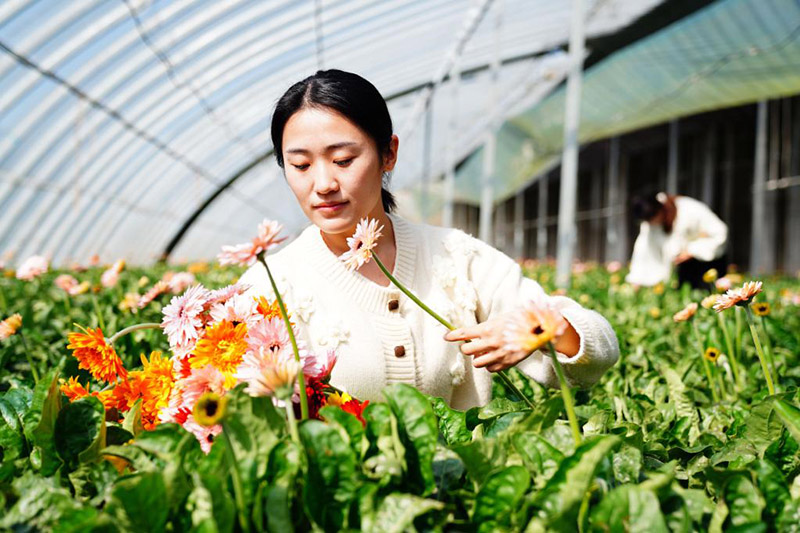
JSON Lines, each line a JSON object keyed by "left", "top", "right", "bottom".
{"left": 626, "top": 193, "right": 728, "bottom": 289}
{"left": 240, "top": 69, "right": 619, "bottom": 409}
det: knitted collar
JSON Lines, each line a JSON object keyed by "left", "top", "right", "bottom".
{"left": 297, "top": 213, "right": 418, "bottom": 315}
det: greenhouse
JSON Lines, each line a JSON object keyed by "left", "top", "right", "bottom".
{"left": 1, "top": 0, "right": 799, "bottom": 531}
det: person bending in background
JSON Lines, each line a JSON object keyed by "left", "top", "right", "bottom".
{"left": 626, "top": 192, "right": 728, "bottom": 290}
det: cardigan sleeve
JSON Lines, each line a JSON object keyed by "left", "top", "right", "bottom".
{"left": 466, "top": 237, "right": 619, "bottom": 389}
{"left": 679, "top": 198, "right": 728, "bottom": 262}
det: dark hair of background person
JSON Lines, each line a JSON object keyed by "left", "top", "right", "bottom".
{"left": 271, "top": 69, "right": 397, "bottom": 213}
{"left": 631, "top": 194, "right": 664, "bottom": 222}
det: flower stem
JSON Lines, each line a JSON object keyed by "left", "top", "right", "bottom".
{"left": 716, "top": 313, "right": 742, "bottom": 390}
{"left": 283, "top": 396, "right": 301, "bottom": 445}
{"left": 90, "top": 292, "right": 106, "bottom": 331}
{"left": 760, "top": 316, "right": 779, "bottom": 390}
{"left": 259, "top": 253, "right": 309, "bottom": 420}
{"left": 221, "top": 426, "right": 250, "bottom": 533}
{"left": 692, "top": 321, "right": 719, "bottom": 404}
{"left": 744, "top": 306, "right": 775, "bottom": 395}
{"left": 372, "top": 251, "right": 535, "bottom": 410}
{"left": 548, "top": 342, "right": 581, "bottom": 446}
{"left": 107, "top": 322, "right": 161, "bottom": 345}
{"left": 17, "top": 330, "right": 39, "bottom": 384}
{"left": 373, "top": 252, "right": 454, "bottom": 330}
{"left": 734, "top": 306, "right": 743, "bottom": 364}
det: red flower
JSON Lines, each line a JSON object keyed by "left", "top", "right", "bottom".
{"left": 304, "top": 378, "right": 328, "bottom": 420}
{"left": 340, "top": 398, "right": 369, "bottom": 426}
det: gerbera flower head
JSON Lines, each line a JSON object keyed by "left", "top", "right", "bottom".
{"left": 55, "top": 274, "right": 79, "bottom": 293}
{"left": 751, "top": 302, "right": 770, "bottom": 317}
{"left": 715, "top": 276, "right": 732, "bottom": 292}
{"left": 176, "top": 364, "right": 228, "bottom": 408}
{"left": 702, "top": 269, "right": 718, "bottom": 284}
{"left": 704, "top": 347, "right": 721, "bottom": 363}
{"left": 191, "top": 320, "right": 249, "bottom": 386}
{"left": 182, "top": 416, "right": 222, "bottom": 454}
{"left": 303, "top": 349, "right": 337, "bottom": 381}
{"left": 304, "top": 377, "right": 328, "bottom": 419}
{"left": 161, "top": 284, "right": 209, "bottom": 349}
{"left": 503, "top": 301, "right": 569, "bottom": 355}
{"left": 67, "top": 325, "right": 127, "bottom": 382}
{"left": 254, "top": 296, "right": 286, "bottom": 320}
{"left": 164, "top": 271, "right": 197, "bottom": 294}
{"left": 207, "top": 283, "right": 250, "bottom": 307}
{"left": 138, "top": 280, "right": 170, "bottom": 309}
{"left": 648, "top": 307, "right": 661, "bottom": 319}
{"left": 118, "top": 292, "right": 141, "bottom": 313}
{"left": 714, "top": 281, "right": 763, "bottom": 313}
{"left": 209, "top": 293, "right": 258, "bottom": 327}
{"left": 246, "top": 317, "right": 290, "bottom": 355}
{"left": 70, "top": 281, "right": 91, "bottom": 296}
{"left": 101, "top": 260, "right": 125, "bottom": 288}
{"left": 673, "top": 302, "right": 698, "bottom": 323}
{"left": 235, "top": 346, "right": 300, "bottom": 398}
{"left": 0, "top": 314, "right": 22, "bottom": 340}
{"left": 340, "top": 397, "right": 369, "bottom": 426}
{"left": 60, "top": 376, "right": 90, "bottom": 401}
{"left": 218, "top": 219, "right": 286, "bottom": 267}
{"left": 340, "top": 218, "right": 384, "bottom": 271}
{"left": 135, "top": 351, "right": 176, "bottom": 429}
{"left": 701, "top": 294, "right": 719, "bottom": 309}
{"left": 16, "top": 255, "right": 48, "bottom": 281}
{"left": 193, "top": 392, "right": 228, "bottom": 427}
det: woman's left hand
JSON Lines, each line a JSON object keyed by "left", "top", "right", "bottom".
{"left": 443, "top": 315, "right": 581, "bottom": 373}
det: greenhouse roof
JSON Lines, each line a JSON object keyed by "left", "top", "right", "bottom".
{"left": 1, "top": 0, "right": 677, "bottom": 265}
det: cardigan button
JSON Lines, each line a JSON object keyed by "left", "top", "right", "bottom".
{"left": 394, "top": 345, "right": 406, "bottom": 358}
{"left": 388, "top": 299, "right": 399, "bottom": 311}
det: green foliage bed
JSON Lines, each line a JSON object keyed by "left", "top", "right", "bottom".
{"left": 0, "top": 261, "right": 799, "bottom": 532}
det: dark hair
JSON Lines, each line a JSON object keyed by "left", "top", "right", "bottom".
{"left": 631, "top": 194, "right": 663, "bottom": 221}
{"left": 271, "top": 69, "right": 397, "bottom": 213}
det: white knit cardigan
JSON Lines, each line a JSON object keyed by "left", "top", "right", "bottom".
{"left": 239, "top": 214, "right": 619, "bottom": 410}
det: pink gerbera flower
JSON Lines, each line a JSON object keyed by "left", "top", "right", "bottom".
{"left": 161, "top": 284, "right": 209, "bottom": 348}
{"left": 340, "top": 218, "right": 384, "bottom": 271}
{"left": 303, "top": 349, "right": 337, "bottom": 381}
{"left": 208, "top": 293, "right": 258, "bottom": 327}
{"left": 164, "top": 271, "right": 197, "bottom": 294}
{"left": 207, "top": 283, "right": 250, "bottom": 307}
{"left": 714, "top": 281, "right": 763, "bottom": 312}
{"left": 138, "top": 280, "right": 170, "bottom": 309}
{"left": 503, "top": 300, "right": 569, "bottom": 355}
{"left": 16, "top": 255, "right": 48, "bottom": 281}
{"left": 246, "top": 317, "right": 292, "bottom": 354}
{"left": 218, "top": 219, "right": 286, "bottom": 267}
{"left": 101, "top": 259, "right": 125, "bottom": 288}
{"left": 55, "top": 274, "right": 79, "bottom": 293}
{"left": 235, "top": 346, "right": 300, "bottom": 398}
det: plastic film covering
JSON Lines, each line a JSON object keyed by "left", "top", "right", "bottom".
{"left": 0, "top": 0, "right": 661, "bottom": 265}
{"left": 451, "top": 0, "right": 800, "bottom": 206}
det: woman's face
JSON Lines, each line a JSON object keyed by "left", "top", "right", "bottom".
{"left": 282, "top": 106, "right": 398, "bottom": 237}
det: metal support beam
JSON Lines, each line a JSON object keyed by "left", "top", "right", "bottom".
{"left": 701, "top": 124, "right": 717, "bottom": 207}
{"left": 478, "top": 0, "right": 502, "bottom": 244}
{"left": 537, "top": 176, "right": 548, "bottom": 260}
{"left": 442, "top": 59, "right": 460, "bottom": 228}
{"left": 421, "top": 95, "right": 434, "bottom": 223}
{"left": 751, "top": 100, "right": 768, "bottom": 274}
{"left": 513, "top": 189, "right": 525, "bottom": 259}
{"left": 787, "top": 98, "right": 800, "bottom": 273}
{"left": 667, "top": 119, "right": 679, "bottom": 194}
{"left": 555, "top": 0, "right": 585, "bottom": 288}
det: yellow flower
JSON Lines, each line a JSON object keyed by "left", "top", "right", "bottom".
{"left": 704, "top": 347, "right": 721, "bottom": 363}
{"left": 701, "top": 295, "right": 719, "bottom": 309}
{"left": 751, "top": 302, "right": 770, "bottom": 317}
{"left": 579, "top": 294, "right": 590, "bottom": 304}
{"left": 653, "top": 283, "right": 665, "bottom": 295}
{"left": 649, "top": 307, "right": 661, "bottom": 319}
{"left": 0, "top": 313, "right": 23, "bottom": 340}
{"left": 67, "top": 326, "right": 127, "bottom": 382}
{"left": 327, "top": 391, "right": 353, "bottom": 407}
{"left": 702, "top": 269, "right": 718, "bottom": 283}
{"left": 609, "top": 274, "right": 621, "bottom": 285}
{"left": 137, "top": 276, "right": 150, "bottom": 288}
{"left": 191, "top": 320, "right": 248, "bottom": 386}
{"left": 193, "top": 392, "right": 228, "bottom": 427}
{"left": 188, "top": 262, "right": 209, "bottom": 274}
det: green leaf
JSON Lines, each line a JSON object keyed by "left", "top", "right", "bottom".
{"left": 612, "top": 444, "right": 643, "bottom": 484}
{"left": 320, "top": 404, "right": 365, "bottom": 449}
{"left": 662, "top": 367, "right": 700, "bottom": 445}
{"left": 724, "top": 474, "right": 765, "bottom": 528}
{"left": 590, "top": 485, "right": 669, "bottom": 532}
{"left": 473, "top": 465, "right": 530, "bottom": 532}
{"left": 103, "top": 471, "right": 169, "bottom": 532}
{"left": 186, "top": 472, "right": 236, "bottom": 533}
{"left": 383, "top": 383, "right": 438, "bottom": 495}
{"left": 745, "top": 399, "right": 785, "bottom": 454}
{"left": 453, "top": 436, "right": 507, "bottom": 487}
{"left": 54, "top": 395, "right": 106, "bottom": 468}
{"left": 0, "top": 397, "right": 26, "bottom": 463}
{"left": 512, "top": 432, "right": 564, "bottom": 487}
{"left": 22, "top": 369, "right": 63, "bottom": 475}
{"left": 299, "top": 420, "right": 359, "bottom": 531}
{"left": 430, "top": 397, "right": 471, "bottom": 446}
{"left": 531, "top": 435, "right": 621, "bottom": 529}
{"left": 362, "top": 493, "right": 445, "bottom": 533}
{"left": 751, "top": 459, "right": 798, "bottom": 531}
{"left": 0, "top": 471, "right": 97, "bottom": 531}
{"left": 264, "top": 440, "right": 301, "bottom": 533}
{"left": 122, "top": 398, "right": 144, "bottom": 437}
{"left": 773, "top": 399, "right": 800, "bottom": 443}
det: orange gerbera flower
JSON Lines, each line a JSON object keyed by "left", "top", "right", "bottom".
{"left": 673, "top": 302, "right": 698, "bottom": 323}
{"left": 60, "top": 376, "right": 90, "bottom": 401}
{"left": 67, "top": 326, "right": 127, "bottom": 382}
{"left": 255, "top": 296, "right": 290, "bottom": 322}
{"left": 138, "top": 351, "right": 175, "bottom": 429}
{"left": 191, "top": 320, "right": 248, "bottom": 385}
